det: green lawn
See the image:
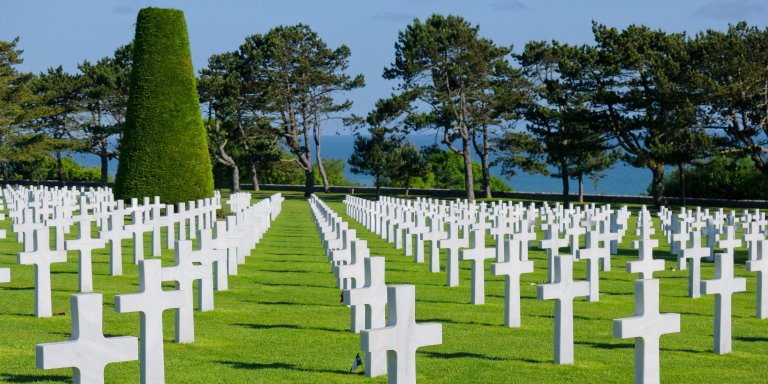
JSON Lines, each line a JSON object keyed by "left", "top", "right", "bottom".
{"left": 0, "top": 192, "right": 764, "bottom": 383}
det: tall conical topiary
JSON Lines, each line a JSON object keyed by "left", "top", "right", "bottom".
{"left": 114, "top": 7, "right": 214, "bottom": 203}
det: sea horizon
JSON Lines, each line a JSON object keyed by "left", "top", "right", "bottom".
{"left": 73, "top": 134, "right": 654, "bottom": 196}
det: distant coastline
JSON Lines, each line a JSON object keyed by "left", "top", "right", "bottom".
{"left": 73, "top": 134, "right": 653, "bottom": 195}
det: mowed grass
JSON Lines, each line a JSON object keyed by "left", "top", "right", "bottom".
{"left": 0, "top": 192, "right": 763, "bottom": 383}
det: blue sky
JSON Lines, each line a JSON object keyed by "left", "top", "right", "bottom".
{"left": 1, "top": 0, "right": 766, "bottom": 133}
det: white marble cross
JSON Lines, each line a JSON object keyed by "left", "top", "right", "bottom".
{"left": 680, "top": 231, "right": 709, "bottom": 299}
{"left": 670, "top": 215, "right": 688, "bottom": 270}
{"left": 460, "top": 226, "right": 495, "bottom": 305}
{"left": 66, "top": 217, "right": 107, "bottom": 293}
{"left": 360, "top": 285, "right": 442, "bottom": 384}
{"left": 36, "top": 293, "right": 138, "bottom": 384}
{"left": 629, "top": 233, "right": 664, "bottom": 280}
{"left": 704, "top": 218, "right": 720, "bottom": 261}
{"left": 438, "top": 222, "right": 468, "bottom": 287}
{"left": 537, "top": 255, "right": 590, "bottom": 364}
{"left": 13, "top": 207, "right": 39, "bottom": 252}
{"left": 211, "top": 220, "right": 239, "bottom": 276}
{"left": 491, "top": 239, "right": 534, "bottom": 327}
{"left": 345, "top": 256, "right": 387, "bottom": 377}
{"left": 421, "top": 216, "right": 445, "bottom": 273}
{"left": 125, "top": 210, "right": 151, "bottom": 264}
{"left": 100, "top": 209, "right": 129, "bottom": 276}
{"left": 539, "top": 223, "right": 569, "bottom": 283}
{"left": 565, "top": 216, "right": 586, "bottom": 259}
{"left": 162, "top": 240, "right": 213, "bottom": 343}
{"left": 115, "top": 259, "right": 185, "bottom": 384}
{"left": 701, "top": 247, "right": 747, "bottom": 354}
{"left": 336, "top": 240, "right": 368, "bottom": 334}
{"left": 717, "top": 225, "right": 742, "bottom": 259}
{"left": 743, "top": 221, "right": 763, "bottom": 262}
{"left": 745, "top": 239, "right": 768, "bottom": 319}
{"left": 195, "top": 228, "right": 229, "bottom": 291}
{"left": 18, "top": 227, "right": 67, "bottom": 317}
{"left": 577, "top": 231, "right": 609, "bottom": 302}
{"left": 149, "top": 197, "right": 163, "bottom": 257}
{"left": 48, "top": 205, "right": 69, "bottom": 251}
{"left": 512, "top": 222, "right": 536, "bottom": 262}
{"left": 613, "top": 279, "right": 680, "bottom": 384}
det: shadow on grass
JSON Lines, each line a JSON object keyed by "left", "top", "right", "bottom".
{"left": 251, "top": 300, "right": 340, "bottom": 308}
{"left": 257, "top": 282, "right": 335, "bottom": 290}
{"left": 1, "top": 374, "right": 69, "bottom": 383}
{"left": 253, "top": 269, "right": 318, "bottom": 274}
{"left": 420, "top": 351, "right": 514, "bottom": 361}
{"left": 420, "top": 317, "right": 501, "bottom": 327}
{"left": 233, "top": 322, "right": 347, "bottom": 333}
{"left": 660, "top": 346, "right": 706, "bottom": 354}
{"left": 218, "top": 360, "right": 350, "bottom": 375}
{"left": 259, "top": 258, "right": 327, "bottom": 264}
{"left": 575, "top": 340, "right": 632, "bottom": 350}
{"left": 735, "top": 336, "right": 768, "bottom": 343}
{"left": 416, "top": 298, "right": 468, "bottom": 306}
{"left": 0, "top": 286, "right": 33, "bottom": 291}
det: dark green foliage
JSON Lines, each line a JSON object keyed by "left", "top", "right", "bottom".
{"left": 662, "top": 156, "right": 768, "bottom": 200}
{"left": 382, "top": 14, "right": 518, "bottom": 200}
{"left": 694, "top": 23, "right": 768, "bottom": 176}
{"left": 114, "top": 7, "right": 213, "bottom": 203}
{"left": 256, "top": 152, "right": 352, "bottom": 186}
{"left": 31, "top": 66, "right": 85, "bottom": 185}
{"left": 235, "top": 24, "right": 363, "bottom": 196}
{"left": 0, "top": 38, "right": 47, "bottom": 181}
{"left": 517, "top": 41, "right": 618, "bottom": 201}
{"left": 77, "top": 42, "right": 132, "bottom": 186}
{"left": 386, "top": 141, "right": 429, "bottom": 194}
{"left": 14, "top": 155, "right": 101, "bottom": 182}
{"left": 348, "top": 127, "right": 401, "bottom": 191}
{"left": 418, "top": 145, "right": 511, "bottom": 192}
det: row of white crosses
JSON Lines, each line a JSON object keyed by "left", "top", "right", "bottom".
{"left": 0, "top": 192, "right": 9, "bottom": 294}
{"left": 9, "top": 187, "right": 282, "bottom": 384}
{"left": 343, "top": 195, "right": 768, "bottom": 382}
{"left": 613, "top": 208, "right": 680, "bottom": 384}
{"left": 310, "top": 194, "right": 442, "bottom": 383}
{"left": 660, "top": 205, "right": 767, "bottom": 328}
{"left": 7, "top": 186, "right": 223, "bottom": 318}
{"left": 344, "top": 195, "right": 630, "bottom": 308}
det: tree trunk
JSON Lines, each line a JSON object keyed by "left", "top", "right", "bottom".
{"left": 1, "top": 161, "right": 8, "bottom": 182}
{"left": 578, "top": 173, "right": 584, "bottom": 203}
{"left": 250, "top": 163, "right": 259, "bottom": 191}
{"left": 650, "top": 162, "right": 668, "bottom": 207}
{"left": 230, "top": 164, "right": 240, "bottom": 193}
{"left": 212, "top": 120, "right": 241, "bottom": 193}
{"left": 312, "top": 108, "right": 330, "bottom": 193}
{"left": 56, "top": 151, "right": 65, "bottom": 187}
{"left": 405, "top": 178, "right": 411, "bottom": 197}
{"left": 678, "top": 163, "right": 686, "bottom": 206}
{"left": 481, "top": 150, "right": 491, "bottom": 199}
{"left": 315, "top": 148, "right": 330, "bottom": 193}
{"left": 375, "top": 174, "right": 381, "bottom": 196}
{"left": 100, "top": 144, "right": 109, "bottom": 187}
{"left": 462, "top": 138, "right": 475, "bottom": 201}
{"left": 304, "top": 168, "right": 315, "bottom": 198}
{"left": 560, "top": 159, "right": 569, "bottom": 203}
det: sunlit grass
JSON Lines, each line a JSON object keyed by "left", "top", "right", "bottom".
{"left": 0, "top": 192, "right": 763, "bottom": 383}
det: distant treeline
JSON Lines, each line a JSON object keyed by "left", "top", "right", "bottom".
{"left": 2, "top": 15, "right": 767, "bottom": 202}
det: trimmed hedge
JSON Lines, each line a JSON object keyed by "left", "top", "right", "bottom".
{"left": 114, "top": 7, "right": 214, "bottom": 203}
